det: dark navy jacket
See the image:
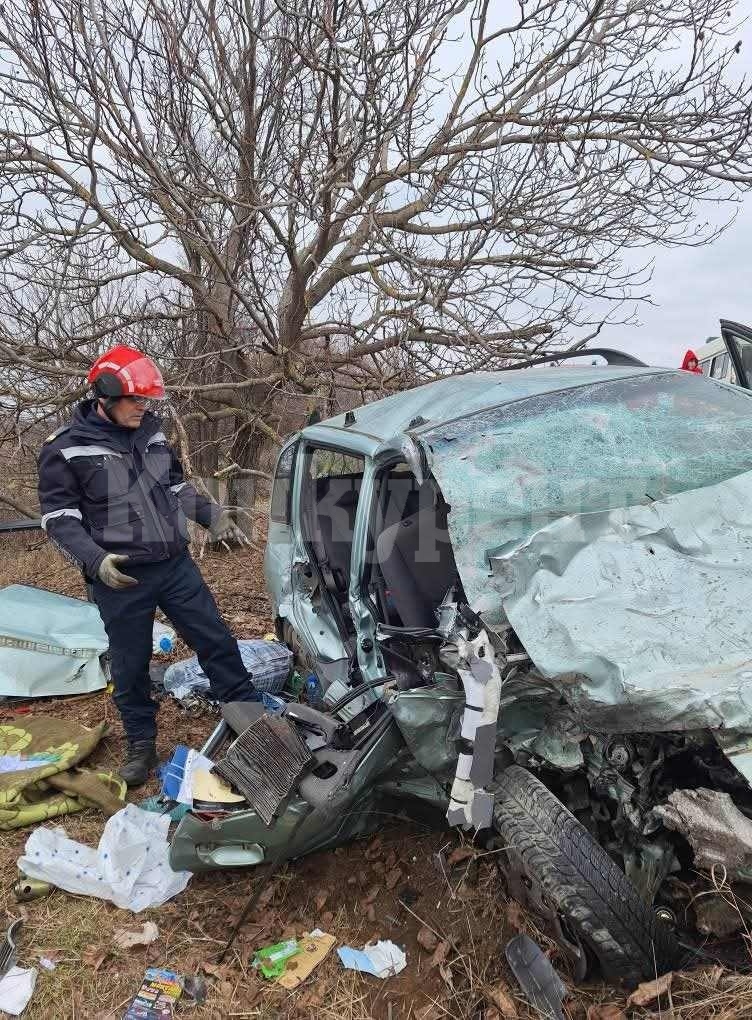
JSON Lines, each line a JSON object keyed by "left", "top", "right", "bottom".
{"left": 37, "top": 400, "right": 220, "bottom": 579}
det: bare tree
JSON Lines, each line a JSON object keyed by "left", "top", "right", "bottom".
{"left": 0, "top": 0, "right": 750, "bottom": 509}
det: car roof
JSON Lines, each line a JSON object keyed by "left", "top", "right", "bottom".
{"left": 308, "top": 365, "right": 673, "bottom": 445}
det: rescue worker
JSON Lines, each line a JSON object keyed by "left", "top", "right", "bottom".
{"left": 37, "top": 345, "right": 259, "bottom": 786}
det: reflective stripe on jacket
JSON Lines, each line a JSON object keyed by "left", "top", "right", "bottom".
{"left": 37, "top": 400, "right": 220, "bottom": 578}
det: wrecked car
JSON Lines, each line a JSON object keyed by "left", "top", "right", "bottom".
{"left": 171, "top": 334, "right": 752, "bottom": 986}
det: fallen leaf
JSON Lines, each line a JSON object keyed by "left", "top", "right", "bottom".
{"left": 627, "top": 972, "right": 673, "bottom": 1007}
{"left": 201, "top": 962, "right": 230, "bottom": 979}
{"left": 314, "top": 891, "right": 329, "bottom": 911}
{"left": 257, "top": 883, "right": 277, "bottom": 909}
{"left": 447, "top": 846, "right": 475, "bottom": 867}
{"left": 430, "top": 940, "right": 450, "bottom": 969}
{"left": 485, "top": 981, "right": 519, "bottom": 1018}
{"left": 417, "top": 926, "right": 438, "bottom": 952}
{"left": 439, "top": 962, "right": 454, "bottom": 990}
{"left": 505, "top": 900, "right": 525, "bottom": 931}
{"left": 385, "top": 850, "right": 397, "bottom": 870}
{"left": 416, "top": 1006, "right": 443, "bottom": 1020}
{"left": 365, "top": 836, "right": 383, "bottom": 860}
{"left": 364, "top": 884, "right": 380, "bottom": 904}
{"left": 82, "top": 946, "right": 109, "bottom": 972}
{"left": 113, "top": 921, "right": 159, "bottom": 951}
{"left": 587, "top": 1005, "right": 627, "bottom": 1020}
{"left": 485, "top": 1010, "right": 502, "bottom": 1020}
{"left": 386, "top": 867, "right": 403, "bottom": 890}
{"left": 367, "top": 905, "right": 377, "bottom": 923}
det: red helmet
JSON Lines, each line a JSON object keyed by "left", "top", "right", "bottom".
{"left": 88, "top": 346, "right": 166, "bottom": 400}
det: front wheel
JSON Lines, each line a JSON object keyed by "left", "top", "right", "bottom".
{"left": 492, "top": 766, "right": 680, "bottom": 986}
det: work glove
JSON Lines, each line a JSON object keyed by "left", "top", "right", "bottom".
{"left": 98, "top": 553, "right": 139, "bottom": 589}
{"left": 210, "top": 509, "right": 250, "bottom": 547}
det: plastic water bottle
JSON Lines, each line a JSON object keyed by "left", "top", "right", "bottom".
{"left": 305, "top": 672, "right": 324, "bottom": 708}
{"left": 152, "top": 621, "right": 176, "bottom": 655}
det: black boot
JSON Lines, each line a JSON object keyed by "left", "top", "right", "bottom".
{"left": 119, "top": 739, "right": 160, "bottom": 787}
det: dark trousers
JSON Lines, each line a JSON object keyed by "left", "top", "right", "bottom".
{"left": 93, "top": 550, "right": 256, "bottom": 742}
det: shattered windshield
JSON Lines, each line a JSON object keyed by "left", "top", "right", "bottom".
{"left": 425, "top": 372, "right": 752, "bottom": 552}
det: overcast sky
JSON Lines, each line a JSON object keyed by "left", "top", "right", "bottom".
{"left": 602, "top": 5, "right": 752, "bottom": 369}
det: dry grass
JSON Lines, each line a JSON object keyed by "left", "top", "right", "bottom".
{"left": 2, "top": 532, "right": 752, "bottom": 1018}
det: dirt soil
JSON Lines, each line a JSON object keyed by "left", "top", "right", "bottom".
{"left": 1, "top": 530, "right": 751, "bottom": 1019}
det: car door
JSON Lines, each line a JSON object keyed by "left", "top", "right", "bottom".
{"left": 720, "top": 319, "right": 752, "bottom": 390}
{"left": 264, "top": 437, "right": 299, "bottom": 620}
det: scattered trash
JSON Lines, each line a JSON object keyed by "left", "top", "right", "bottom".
{"left": 0, "top": 966, "right": 37, "bottom": 1016}
{"left": 0, "top": 716, "right": 125, "bottom": 830}
{"left": 181, "top": 974, "right": 208, "bottom": 1004}
{"left": 337, "top": 939, "right": 407, "bottom": 978}
{"left": 18, "top": 803, "right": 191, "bottom": 912}
{"left": 277, "top": 930, "right": 336, "bottom": 989}
{"left": 159, "top": 746, "right": 214, "bottom": 806}
{"left": 0, "top": 584, "right": 108, "bottom": 697}
{"left": 505, "top": 934, "right": 566, "bottom": 1020}
{"left": 287, "top": 671, "right": 306, "bottom": 697}
{"left": 163, "top": 638, "right": 291, "bottom": 701}
{"left": 253, "top": 938, "right": 301, "bottom": 979}
{"left": 627, "top": 971, "right": 674, "bottom": 1007}
{"left": 123, "top": 967, "right": 182, "bottom": 1020}
{"left": 37, "top": 958, "right": 56, "bottom": 972}
{"left": 152, "top": 621, "right": 176, "bottom": 655}
{"left": 12, "top": 877, "right": 52, "bottom": 902}
{"left": 191, "top": 769, "right": 245, "bottom": 808}
{"left": 0, "top": 921, "right": 22, "bottom": 977}
{"left": 139, "top": 796, "right": 190, "bottom": 822}
{"left": 114, "top": 922, "right": 159, "bottom": 950}
{"left": 305, "top": 672, "right": 324, "bottom": 708}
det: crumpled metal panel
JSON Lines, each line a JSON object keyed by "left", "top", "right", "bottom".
{"left": 655, "top": 787, "right": 752, "bottom": 878}
{"left": 436, "top": 463, "right": 752, "bottom": 731}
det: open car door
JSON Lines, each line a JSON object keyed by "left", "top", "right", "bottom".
{"left": 721, "top": 319, "right": 752, "bottom": 390}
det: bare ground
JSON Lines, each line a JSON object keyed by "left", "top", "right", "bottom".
{"left": 1, "top": 530, "right": 751, "bottom": 1019}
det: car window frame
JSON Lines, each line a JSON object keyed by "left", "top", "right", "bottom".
{"left": 269, "top": 438, "right": 299, "bottom": 525}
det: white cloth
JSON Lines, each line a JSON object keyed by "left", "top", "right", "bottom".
{"left": 17, "top": 804, "right": 190, "bottom": 913}
{"left": 0, "top": 967, "right": 37, "bottom": 1016}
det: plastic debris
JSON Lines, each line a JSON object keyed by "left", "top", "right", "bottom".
{"left": 17, "top": 804, "right": 191, "bottom": 913}
{"left": 253, "top": 939, "right": 301, "bottom": 979}
{"left": 163, "top": 638, "right": 291, "bottom": 700}
{"left": 277, "top": 930, "right": 336, "bottom": 989}
{"left": 38, "top": 958, "right": 56, "bottom": 972}
{"left": 337, "top": 940, "right": 407, "bottom": 978}
{"left": 139, "top": 796, "right": 190, "bottom": 822}
{"left": 0, "top": 966, "right": 37, "bottom": 1016}
{"left": 505, "top": 934, "right": 566, "bottom": 1020}
{"left": 159, "top": 746, "right": 214, "bottom": 805}
{"left": 114, "top": 922, "right": 159, "bottom": 950}
{"left": 152, "top": 621, "right": 176, "bottom": 655}
{"left": 181, "top": 974, "right": 208, "bottom": 1004}
{"left": 123, "top": 967, "right": 182, "bottom": 1019}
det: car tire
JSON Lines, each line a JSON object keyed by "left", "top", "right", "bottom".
{"left": 492, "top": 765, "right": 680, "bottom": 986}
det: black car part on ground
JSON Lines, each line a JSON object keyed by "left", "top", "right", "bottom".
{"left": 492, "top": 766, "right": 680, "bottom": 986}
{"left": 0, "top": 519, "right": 41, "bottom": 532}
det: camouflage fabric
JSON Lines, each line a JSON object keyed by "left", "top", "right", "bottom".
{"left": 0, "top": 715, "right": 125, "bottom": 829}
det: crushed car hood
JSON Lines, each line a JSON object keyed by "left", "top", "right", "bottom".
{"left": 431, "top": 463, "right": 752, "bottom": 733}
